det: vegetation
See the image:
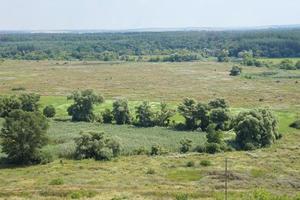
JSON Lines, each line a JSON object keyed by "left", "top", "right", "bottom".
{"left": 230, "top": 66, "right": 242, "bottom": 76}
{"left": 0, "top": 110, "right": 48, "bottom": 164}
{"left": 234, "top": 109, "right": 280, "bottom": 150}
{"left": 74, "top": 131, "right": 120, "bottom": 161}
{"left": 67, "top": 90, "right": 104, "bottom": 122}
{"left": 43, "top": 105, "right": 56, "bottom": 118}
{"left": 290, "top": 120, "right": 300, "bottom": 129}
{"left": 112, "top": 98, "right": 132, "bottom": 125}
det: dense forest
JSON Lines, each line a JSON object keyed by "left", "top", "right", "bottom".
{"left": 0, "top": 29, "right": 300, "bottom": 60}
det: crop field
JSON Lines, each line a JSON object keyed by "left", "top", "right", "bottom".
{"left": 0, "top": 60, "right": 299, "bottom": 199}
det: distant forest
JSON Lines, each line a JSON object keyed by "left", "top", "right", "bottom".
{"left": 0, "top": 29, "right": 300, "bottom": 60}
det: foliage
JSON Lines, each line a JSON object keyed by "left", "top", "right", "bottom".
{"left": 234, "top": 108, "right": 280, "bottom": 150}
{"left": 150, "top": 145, "right": 166, "bottom": 156}
{"left": 296, "top": 61, "right": 300, "bottom": 69}
{"left": 279, "top": 59, "right": 296, "bottom": 70}
{"left": 102, "top": 108, "right": 113, "bottom": 124}
{"left": 178, "top": 98, "right": 198, "bottom": 130}
{"left": 19, "top": 93, "right": 40, "bottom": 112}
{"left": 205, "top": 143, "right": 222, "bottom": 154}
{"left": 230, "top": 66, "right": 242, "bottom": 76}
{"left": 43, "top": 105, "right": 56, "bottom": 118}
{"left": 74, "top": 131, "right": 120, "bottom": 161}
{"left": 186, "top": 160, "right": 195, "bottom": 167}
{"left": 175, "top": 193, "right": 189, "bottom": 200}
{"left": 200, "top": 160, "right": 212, "bottom": 167}
{"left": 135, "top": 101, "right": 155, "bottom": 127}
{"left": 154, "top": 102, "right": 175, "bottom": 127}
{"left": 0, "top": 95, "right": 22, "bottom": 117}
{"left": 217, "top": 49, "right": 230, "bottom": 62}
{"left": 209, "top": 108, "right": 231, "bottom": 130}
{"left": 67, "top": 90, "right": 104, "bottom": 122}
{"left": 208, "top": 98, "right": 229, "bottom": 109}
{"left": 112, "top": 98, "right": 131, "bottom": 125}
{"left": 179, "top": 139, "right": 192, "bottom": 153}
{"left": 0, "top": 110, "right": 49, "bottom": 164}
{"left": 206, "top": 124, "right": 223, "bottom": 144}
{"left": 290, "top": 120, "right": 300, "bottom": 129}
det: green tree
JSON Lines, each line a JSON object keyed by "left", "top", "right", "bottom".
{"left": 0, "top": 110, "right": 49, "bottom": 164}
{"left": 208, "top": 98, "right": 229, "bottom": 109}
{"left": 195, "top": 103, "right": 210, "bottom": 131}
{"left": 179, "top": 139, "right": 192, "bottom": 153}
{"left": 154, "top": 102, "right": 175, "bottom": 127}
{"left": 217, "top": 49, "right": 229, "bottom": 62}
{"left": 67, "top": 90, "right": 104, "bottom": 122}
{"left": 178, "top": 98, "right": 198, "bottom": 130}
{"left": 74, "top": 131, "right": 120, "bottom": 161}
{"left": 112, "top": 98, "right": 131, "bottom": 125}
{"left": 102, "top": 108, "right": 113, "bottom": 124}
{"left": 209, "top": 108, "right": 231, "bottom": 130}
{"left": 0, "top": 95, "right": 22, "bottom": 117}
{"left": 135, "top": 101, "right": 154, "bottom": 127}
{"left": 234, "top": 109, "right": 279, "bottom": 150}
{"left": 206, "top": 124, "right": 223, "bottom": 144}
{"left": 43, "top": 105, "right": 56, "bottom": 118}
{"left": 19, "top": 93, "right": 40, "bottom": 112}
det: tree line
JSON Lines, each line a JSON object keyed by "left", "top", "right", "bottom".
{"left": 0, "top": 91, "right": 281, "bottom": 165}
{"left": 1, "top": 29, "right": 300, "bottom": 60}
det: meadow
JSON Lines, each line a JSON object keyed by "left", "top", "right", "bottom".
{"left": 0, "top": 60, "right": 299, "bottom": 199}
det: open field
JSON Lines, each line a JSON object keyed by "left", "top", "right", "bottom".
{"left": 0, "top": 60, "right": 300, "bottom": 199}
{"left": 0, "top": 60, "right": 300, "bottom": 109}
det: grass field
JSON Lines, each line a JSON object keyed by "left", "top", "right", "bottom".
{"left": 0, "top": 60, "right": 299, "bottom": 199}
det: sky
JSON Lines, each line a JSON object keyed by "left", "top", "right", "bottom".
{"left": 0, "top": 0, "right": 299, "bottom": 30}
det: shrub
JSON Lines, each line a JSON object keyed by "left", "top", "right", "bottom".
{"left": 135, "top": 101, "right": 155, "bottom": 127}
{"left": 112, "top": 98, "right": 131, "bottom": 125}
{"left": 40, "top": 149, "right": 54, "bottom": 164}
{"left": 206, "top": 124, "right": 223, "bottom": 144}
{"left": 154, "top": 102, "right": 175, "bottom": 127}
{"left": 208, "top": 98, "right": 229, "bottom": 109}
{"left": 0, "top": 110, "right": 49, "bottom": 164}
{"left": 74, "top": 131, "right": 120, "bottom": 161}
{"left": 234, "top": 109, "right": 280, "bottom": 150}
{"left": 209, "top": 108, "right": 231, "bottom": 130}
{"left": 200, "top": 160, "right": 212, "bottom": 167}
{"left": 133, "top": 146, "right": 149, "bottom": 155}
{"left": 43, "top": 105, "right": 56, "bottom": 118}
{"left": 67, "top": 90, "right": 104, "bottom": 122}
{"left": 186, "top": 161, "right": 195, "bottom": 167}
{"left": 179, "top": 139, "right": 192, "bottom": 153}
{"left": 102, "top": 108, "right": 113, "bottom": 123}
{"left": 205, "top": 143, "right": 221, "bottom": 154}
{"left": 150, "top": 145, "right": 166, "bottom": 156}
{"left": 230, "top": 66, "right": 242, "bottom": 76}
{"left": 19, "top": 93, "right": 40, "bottom": 112}
{"left": 279, "top": 59, "right": 296, "bottom": 70}
{"left": 290, "top": 120, "right": 300, "bottom": 129}
{"left": 0, "top": 95, "right": 22, "bottom": 117}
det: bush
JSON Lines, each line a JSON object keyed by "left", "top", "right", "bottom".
{"left": 206, "top": 124, "right": 223, "bottom": 143}
{"left": 102, "top": 108, "right": 113, "bottom": 123}
{"left": 112, "top": 98, "right": 131, "bottom": 125}
{"left": 154, "top": 102, "right": 175, "bottom": 127}
{"left": 230, "top": 66, "right": 242, "bottom": 76}
{"left": 209, "top": 108, "right": 231, "bottom": 131}
{"left": 0, "top": 95, "right": 22, "bottom": 117}
{"left": 200, "top": 160, "right": 212, "bottom": 167}
{"left": 39, "top": 149, "right": 54, "bottom": 164}
{"left": 0, "top": 110, "right": 49, "bottom": 164}
{"left": 186, "top": 161, "right": 195, "bottom": 167}
{"left": 279, "top": 59, "right": 296, "bottom": 70}
{"left": 74, "top": 131, "right": 120, "bottom": 161}
{"left": 67, "top": 90, "right": 104, "bottom": 122}
{"left": 205, "top": 143, "right": 221, "bottom": 154}
{"left": 290, "top": 120, "right": 300, "bottom": 129}
{"left": 133, "top": 146, "right": 149, "bottom": 155}
{"left": 19, "top": 93, "right": 40, "bottom": 112}
{"left": 135, "top": 101, "right": 155, "bottom": 127}
{"left": 234, "top": 109, "right": 280, "bottom": 150}
{"left": 175, "top": 193, "right": 189, "bottom": 200}
{"left": 208, "top": 98, "right": 229, "bottom": 109}
{"left": 43, "top": 105, "right": 56, "bottom": 118}
{"left": 296, "top": 61, "right": 300, "bottom": 69}
{"left": 179, "top": 139, "right": 192, "bottom": 153}
{"left": 150, "top": 145, "right": 166, "bottom": 156}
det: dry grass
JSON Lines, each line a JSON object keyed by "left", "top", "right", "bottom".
{"left": 0, "top": 60, "right": 299, "bottom": 109}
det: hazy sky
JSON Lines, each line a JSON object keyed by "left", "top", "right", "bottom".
{"left": 0, "top": 0, "right": 299, "bottom": 30}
